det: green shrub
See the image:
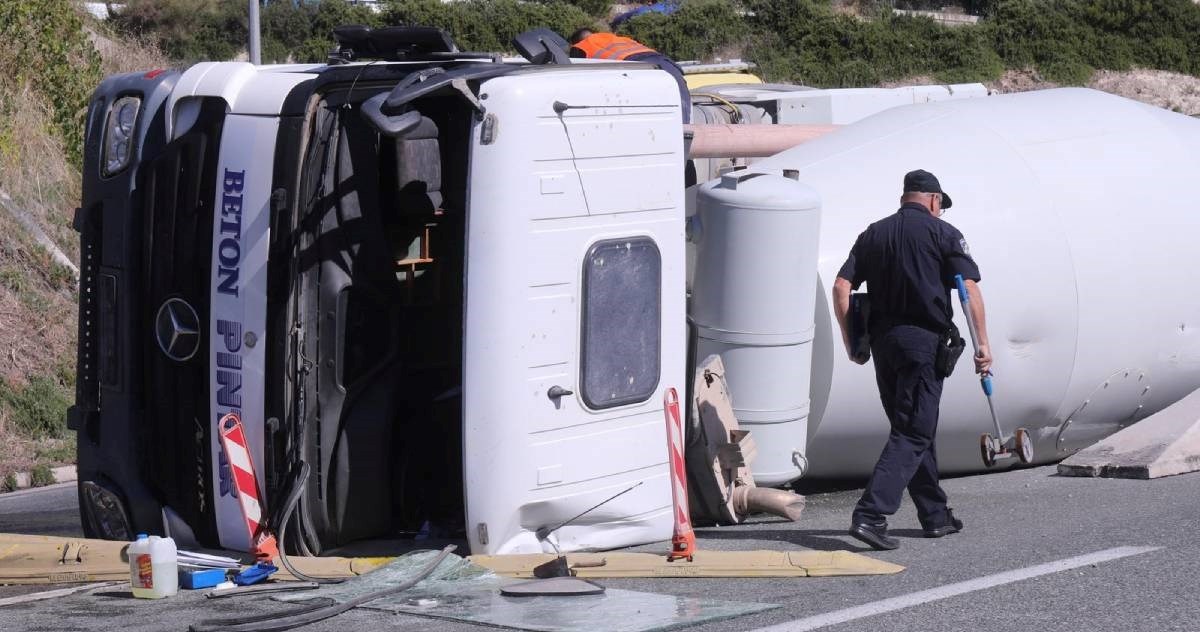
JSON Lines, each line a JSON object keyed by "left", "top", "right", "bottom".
{"left": 982, "top": 0, "right": 1200, "bottom": 79}
{"left": 619, "top": 0, "right": 750, "bottom": 61}
{"left": 30, "top": 464, "right": 54, "bottom": 488}
{"left": 37, "top": 440, "right": 77, "bottom": 465}
{"left": 1142, "top": 36, "right": 1190, "bottom": 72}
{"left": 0, "top": 376, "right": 72, "bottom": 441}
{"left": 383, "top": 0, "right": 592, "bottom": 53}
{"left": 559, "top": 0, "right": 612, "bottom": 18}
{"left": 933, "top": 26, "right": 1005, "bottom": 83}
{"left": 743, "top": 0, "right": 1004, "bottom": 86}
{"left": 2, "top": 472, "right": 16, "bottom": 493}
{"left": 0, "top": 0, "right": 102, "bottom": 165}
{"left": 282, "top": 1, "right": 384, "bottom": 63}
{"left": 110, "top": 0, "right": 248, "bottom": 63}
{"left": 1039, "top": 60, "right": 1094, "bottom": 85}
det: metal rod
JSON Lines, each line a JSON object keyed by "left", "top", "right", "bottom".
{"left": 956, "top": 275, "right": 1009, "bottom": 443}
{"left": 248, "top": 0, "right": 261, "bottom": 65}
{"left": 985, "top": 397, "right": 1006, "bottom": 441}
{"left": 537, "top": 481, "right": 644, "bottom": 542}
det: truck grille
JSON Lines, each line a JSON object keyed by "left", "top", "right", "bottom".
{"left": 139, "top": 101, "right": 225, "bottom": 543}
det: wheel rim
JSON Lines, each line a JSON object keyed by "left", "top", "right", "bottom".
{"left": 1016, "top": 428, "right": 1033, "bottom": 463}
{"left": 980, "top": 434, "right": 995, "bottom": 467}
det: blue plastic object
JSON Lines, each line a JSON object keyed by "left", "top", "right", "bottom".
{"left": 180, "top": 567, "right": 227, "bottom": 590}
{"left": 954, "top": 274, "right": 969, "bottom": 302}
{"left": 233, "top": 561, "right": 278, "bottom": 586}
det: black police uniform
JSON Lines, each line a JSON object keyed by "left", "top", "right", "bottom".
{"left": 837, "top": 201, "right": 980, "bottom": 531}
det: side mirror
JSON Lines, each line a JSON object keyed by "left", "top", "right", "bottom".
{"left": 512, "top": 28, "right": 571, "bottom": 65}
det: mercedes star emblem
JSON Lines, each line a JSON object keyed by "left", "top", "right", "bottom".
{"left": 155, "top": 298, "right": 200, "bottom": 362}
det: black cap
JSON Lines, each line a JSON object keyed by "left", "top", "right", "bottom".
{"left": 903, "top": 169, "right": 952, "bottom": 209}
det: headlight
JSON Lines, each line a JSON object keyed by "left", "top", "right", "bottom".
{"left": 81, "top": 480, "right": 133, "bottom": 541}
{"left": 103, "top": 96, "right": 141, "bottom": 177}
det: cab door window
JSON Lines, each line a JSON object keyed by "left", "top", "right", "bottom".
{"left": 580, "top": 237, "right": 661, "bottom": 409}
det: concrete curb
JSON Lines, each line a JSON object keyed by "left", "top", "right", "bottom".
{"left": 3, "top": 465, "right": 77, "bottom": 492}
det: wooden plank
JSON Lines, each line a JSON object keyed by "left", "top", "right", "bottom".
{"left": 469, "top": 550, "right": 903, "bottom": 578}
{"left": 0, "top": 533, "right": 393, "bottom": 585}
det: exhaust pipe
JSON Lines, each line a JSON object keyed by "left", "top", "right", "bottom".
{"left": 735, "top": 486, "right": 806, "bottom": 522}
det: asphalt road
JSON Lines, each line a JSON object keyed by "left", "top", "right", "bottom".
{"left": 2, "top": 467, "right": 1198, "bottom": 632}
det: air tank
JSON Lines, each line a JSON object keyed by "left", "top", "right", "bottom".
{"left": 746, "top": 87, "right": 1200, "bottom": 478}
{"left": 691, "top": 171, "right": 821, "bottom": 485}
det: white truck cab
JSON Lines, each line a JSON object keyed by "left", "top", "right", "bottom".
{"left": 72, "top": 26, "right": 685, "bottom": 555}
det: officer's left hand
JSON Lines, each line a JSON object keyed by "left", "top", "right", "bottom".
{"left": 849, "top": 351, "right": 868, "bottom": 365}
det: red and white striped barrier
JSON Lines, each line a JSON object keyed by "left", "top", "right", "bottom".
{"left": 218, "top": 412, "right": 277, "bottom": 560}
{"left": 663, "top": 387, "right": 696, "bottom": 561}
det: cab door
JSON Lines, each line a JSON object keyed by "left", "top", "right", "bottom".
{"left": 462, "top": 67, "right": 686, "bottom": 554}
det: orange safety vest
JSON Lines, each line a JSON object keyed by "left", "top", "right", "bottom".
{"left": 572, "top": 33, "right": 657, "bottom": 60}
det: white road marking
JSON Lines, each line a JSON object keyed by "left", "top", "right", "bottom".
{"left": 749, "top": 546, "right": 1161, "bottom": 632}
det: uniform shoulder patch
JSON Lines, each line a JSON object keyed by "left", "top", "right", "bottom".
{"left": 959, "top": 237, "right": 972, "bottom": 258}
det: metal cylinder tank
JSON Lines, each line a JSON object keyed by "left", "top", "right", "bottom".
{"left": 747, "top": 87, "right": 1200, "bottom": 478}
{"left": 691, "top": 171, "right": 822, "bottom": 486}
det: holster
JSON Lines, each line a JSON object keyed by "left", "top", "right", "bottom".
{"left": 935, "top": 324, "right": 966, "bottom": 378}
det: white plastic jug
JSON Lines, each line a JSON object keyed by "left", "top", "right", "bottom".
{"left": 128, "top": 533, "right": 178, "bottom": 598}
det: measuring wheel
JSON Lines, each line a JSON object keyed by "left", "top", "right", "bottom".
{"left": 980, "top": 433, "right": 997, "bottom": 468}
{"left": 1014, "top": 428, "right": 1034, "bottom": 464}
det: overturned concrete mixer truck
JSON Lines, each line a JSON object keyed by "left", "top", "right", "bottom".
{"left": 69, "top": 26, "right": 1200, "bottom": 556}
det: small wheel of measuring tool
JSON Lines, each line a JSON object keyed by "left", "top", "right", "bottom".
{"left": 1014, "top": 428, "right": 1033, "bottom": 464}
{"left": 980, "top": 433, "right": 996, "bottom": 467}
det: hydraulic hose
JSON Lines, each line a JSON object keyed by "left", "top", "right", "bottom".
{"left": 274, "top": 461, "right": 343, "bottom": 584}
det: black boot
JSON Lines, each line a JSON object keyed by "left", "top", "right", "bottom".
{"left": 923, "top": 508, "right": 964, "bottom": 538}
{"left": 849, "top": 520, "right": 899, "bottom": 550}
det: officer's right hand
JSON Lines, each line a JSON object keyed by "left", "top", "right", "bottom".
{"left": 974, "top": 344, "right": 992, "bottom": 374}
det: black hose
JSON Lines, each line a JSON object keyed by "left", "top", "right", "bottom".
{"left": 274, "top": 462, "right": 342, "bottom": 585}
{"left": 189, "top": 544, "right": 455, "bottom": 632}
{"left": 194, "top": 600, "right": 332, "bottom": 627}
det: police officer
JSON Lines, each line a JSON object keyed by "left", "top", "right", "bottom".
{"left": 567, "top": 28, "right": 691, "bottom": 123}
{"left": 832, "top": 169, "right": 992, "bottom": 550}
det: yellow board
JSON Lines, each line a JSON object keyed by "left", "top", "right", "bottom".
{"left": 685, "top": 72, "right": 764, "bottom": 90}
{"left": 469, "top": 549, "right": 903, "bottom": 579}
{"left": 1, "top": 533, "right": 900, "bottom": 584}
{"left": 0, "top": 533, "right": 390, "bottom": 585}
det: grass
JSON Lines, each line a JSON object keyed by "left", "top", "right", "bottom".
{"left": 1, "top": 472, "right": 16, "bottom": 492}
{"left": 0, "top": 264, "right": 25, "bottom": 293}
{"left": 36, "top": 439, "right": 75, "bottom": 464}
{"left": 0, "top": 376, "right": 71, "bottom": 441}
{"left": 48, "top": 260, "right": 77, "bottom": 290}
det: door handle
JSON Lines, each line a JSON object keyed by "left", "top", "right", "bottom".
{"left": 547, "top": 385, "right": 574, "bottom": 401}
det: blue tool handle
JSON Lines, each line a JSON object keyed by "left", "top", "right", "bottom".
{"left": 955, "top": 274, "right": 969, "bottom": 303}
{"left": 980, "top": 372, "right": 993, "bottom": 396}
{"left": 233, "top": 561, "right": 278, "bottom": 586}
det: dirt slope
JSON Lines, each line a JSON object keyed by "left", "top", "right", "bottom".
{"left": 0, "top": 22, "right": 167, "bottom": 485}
{"left": 892, "top": 68, "right": 1200, "bottom": 116}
